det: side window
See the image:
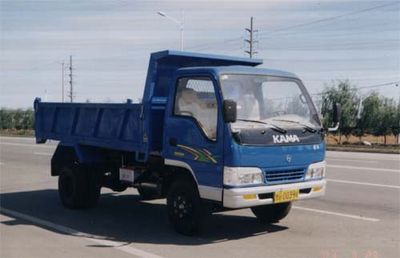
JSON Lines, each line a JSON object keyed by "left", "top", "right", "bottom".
{"left": 174, "top": 77, "right": 218, "bottom": 140}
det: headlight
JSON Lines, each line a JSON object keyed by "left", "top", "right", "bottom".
{"left": 305, "top": 161, "right": 326, "bottom": 180}
{"left": 224, "top": 167, "right": 264, "bottom": 186}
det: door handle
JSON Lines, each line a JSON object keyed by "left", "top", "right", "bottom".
{"left": 169, "top": 138, "right": 177, "bottom": 146}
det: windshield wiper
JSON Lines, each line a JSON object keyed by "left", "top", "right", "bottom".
{"left": 236, "top": 119, "right": 287, "bottom": 134}
{"left": 271, "top": 119, "right": 317, "bottom": 133}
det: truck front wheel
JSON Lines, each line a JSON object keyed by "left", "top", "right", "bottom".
{"left": 58, "top": 165, "right": 100, "bottom": 209}
{"left": 251, "top": 202, "right": 292, "bottom": 223}
{"left": 167, "top": 178, "right": 207, "bottom": 235}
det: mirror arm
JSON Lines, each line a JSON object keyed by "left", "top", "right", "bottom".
{"left": 328, "top": 122, "right": 340, "bottom": 132}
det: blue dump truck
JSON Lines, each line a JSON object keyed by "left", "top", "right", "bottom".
{"left": 34, "top": 50, "right": 340, "bottom": 235}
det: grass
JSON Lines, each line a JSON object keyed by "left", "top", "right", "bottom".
{"left": 0, "top": 129, "right": 35, "bottom": 137}
{"left": 326, "top": 134, "right": 398, "bottom": 145}
{"left": 326, "top": 134, "right": 400, "bottom": 154}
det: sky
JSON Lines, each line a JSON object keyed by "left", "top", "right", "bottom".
{"left": 1, "top": 0, "right": 399, "bottom": 108}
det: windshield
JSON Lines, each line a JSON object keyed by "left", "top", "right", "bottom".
{"left": 220, "top": 74, "right": 320, "bottom": 129}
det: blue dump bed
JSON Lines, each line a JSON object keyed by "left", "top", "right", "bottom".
{"left": 34, "top": 100, "right": 146, "bottom": 154}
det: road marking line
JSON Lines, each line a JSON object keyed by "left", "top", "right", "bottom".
{"left": 327, "top": 164, "right": 400, "bottom": 173}
{"left": 327, "top": 151, "right": 400, "bottom": 161}
{"left": 0, "top": 207, "right": 164, "bottom": 258}
{"left": 293, "top": 206, "right": 380, "bottom": 222}
{"left": 0, "top": 142, "right": 54, "bottom": 149}
{"left": 327, "top": 158, "right": 377, "bottom": 163}
{"left": 33, "top": 152, "right": 53, "bottom": 156}
{"left": 327, "top": 179, "right": 400, "bottom": 189}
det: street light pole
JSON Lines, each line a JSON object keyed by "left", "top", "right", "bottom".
{"left": 61, "top": 62, "right": 65, "bottom": 102}
{"left": 180, "top": 10, "right": 184, "bottom": 51}
{"left": 157, "top": 11, "right": 184, "bottom": 51}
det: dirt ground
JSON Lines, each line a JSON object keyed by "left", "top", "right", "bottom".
{"left": 327, "top": 134, "right": 399, "bottom": 145}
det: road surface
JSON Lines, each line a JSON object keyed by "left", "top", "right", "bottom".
{"left": 0, "top": 136, "right": 399, "bottom": 258}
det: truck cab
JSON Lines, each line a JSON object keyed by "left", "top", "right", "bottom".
{"left": 162, "top": 65, "right": 326, "bottom": 209}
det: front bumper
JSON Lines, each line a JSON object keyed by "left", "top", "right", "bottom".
{"left": 223, "top": 179, "right": 326, "bottom": 209}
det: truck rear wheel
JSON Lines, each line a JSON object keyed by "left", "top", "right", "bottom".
{"left": 167, "top": 178, "right": 208, "bottom": 235}
{"left": 251, "top": 202, "right": 292, "bottom": 223}
{"left": 58, "top": 165, "right": 100, "bottom": 209}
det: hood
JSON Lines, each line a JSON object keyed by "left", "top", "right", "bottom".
{"left": 225, "top": 140, "right": 325, "bottom": 168}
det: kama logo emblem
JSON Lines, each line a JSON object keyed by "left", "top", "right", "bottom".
{"left": 286, "top": 154, "right": 292, "bottom": 163}
{"left": 272, "top": 134, "right": 300, "bottom": 144}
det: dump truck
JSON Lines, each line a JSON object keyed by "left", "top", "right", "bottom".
{"left": 34, "top": 50, "right": 340, "bottom": 235}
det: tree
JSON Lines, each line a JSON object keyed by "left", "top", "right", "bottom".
{"left": 393, "top": 102, "right": 400, "bottom": 144}
{"left": 0, "top": 109, "right": 13, "bottom": 129}
{"left": 13, "top": 109, "right": 25, "bottom": 130}
{"left": 21, "top": 109, "right": 34, "bottom": 129}
{"left": 375, "top": 98, "right": 397, "bottom": 145}
{"left": 321, "top": 80, "right": 359, "bottom": 144}
{"left": 355, "top": 92, "right": 381, "bottom": 141}
{"left": 0, "top": 108, "right": 34, "bottom": 130}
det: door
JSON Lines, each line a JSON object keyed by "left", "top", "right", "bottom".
{"left": 164, "top": 76, "right": 224, "bottom": 199}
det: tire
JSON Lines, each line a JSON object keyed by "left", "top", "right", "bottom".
{"left": 111, "top": 185, "right": 128, "bottom": 192}
{"left": 167, "top": 178, "right": 208, "bottom": 235}
{"left": 58, "top": 164, "right": 101, "bottom": 209}
{"left": 137, "top": 187, "right": 158, "bottom": 200}
{"left": 251, "top": 202, "right": 292, "bottom": 223}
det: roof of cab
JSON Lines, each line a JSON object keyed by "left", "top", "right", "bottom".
{"left": 150, "top": 50, "right": 263, "bottom": 67}
{"left": 177, "top": 65, "right": 299, "bottom": 79}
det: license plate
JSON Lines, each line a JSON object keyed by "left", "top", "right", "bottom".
{"left": 119, "top": 168, "right": 135, "bottom": 183}
{"left": 274, "top": 189, "right": 299, "bottom": 203}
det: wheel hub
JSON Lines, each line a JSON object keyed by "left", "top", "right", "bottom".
{"left": 173, "top": 194, "right": 192, "bottom": 219}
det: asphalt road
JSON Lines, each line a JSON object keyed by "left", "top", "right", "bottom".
{"left": 0, "top": 136, "right": 399, "bottom": 258}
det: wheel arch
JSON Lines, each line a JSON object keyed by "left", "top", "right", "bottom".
{"left": 163, "top": 159, "right": 199, "bottom": 194}
{"left": 51, "top": 143, "right": 107, "bottom": 176}
{"left": 51, "top": 144, "right": 78, "bottom": 176}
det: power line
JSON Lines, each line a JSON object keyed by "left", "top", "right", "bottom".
{"left": 189, "top": 1, "right": 400, "bottom": 52}
{"left": 310, "top": 80, "right": 400, "bottom": 96}
{"left": 258, "top": 1, "right": 400, "bottom": 40}
{"left": 355, "top": 81, "right": 400, "bottom": 90}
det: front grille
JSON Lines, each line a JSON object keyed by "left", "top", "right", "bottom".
{"left": 264, "top": 168, "right": 306, "bottom": 185}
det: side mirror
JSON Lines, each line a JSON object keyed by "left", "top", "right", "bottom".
{"left": 328, "top": 103, "right": 341, "bottom": 132}
{"left": 223, "top": 99, "right": 237, "bottom": 123}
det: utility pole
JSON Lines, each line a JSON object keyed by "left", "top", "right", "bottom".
{"left": 68, "top": 55, "right": 73, "bottom": 102}
{"left": 244, "top": 16, "right": 258, "bottom": 58}
{"left": 61, "top": 62, "right": 65, "bottom": 102}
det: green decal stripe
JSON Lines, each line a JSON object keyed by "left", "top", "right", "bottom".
{"left": 199, "top": 149, "right": 217, "bottom": 164}
{"left": 177, "top": 144, "right": 217, "bottom": 164}
{"left": 177, "top": 145, "right": 200, "bottom": 160}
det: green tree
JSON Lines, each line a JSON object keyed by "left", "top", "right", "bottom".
{"left": 0, "top": 109, "right": 14, "bottom": 129}
{"left": 375, "top": 98, "right": 397, "bottom": 145}
{"left": 393, "top": 102, "right": 400, "bottom": 144}
{"left": 321, "top": 80, "right": 359, "bottom": 144}
{"left": 21, "top": 109, "right": 34, "bottom": 129}
{"left": 355, "top": 92, "right": 381, "bottom": 141}
{"left": 13, "top": 109, "right": 25, "bottom": 130}
{"left": 0, "top": 108, "right": 34, "bottom": 130}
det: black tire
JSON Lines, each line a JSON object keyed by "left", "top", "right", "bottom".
{"left": 137, "top": 187, "right": 158, "bottom": 200}
{"left": 167, "top": 178, "right": 208, "bottom": 235}
{"left": 111, "top": 185, "right": 128, "bottom": 192}
{"left": 251, "top": 202, "right": 292, "bottom": 223}
{"left": 58, "top": 165, "right": 101, "bottom": 209}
